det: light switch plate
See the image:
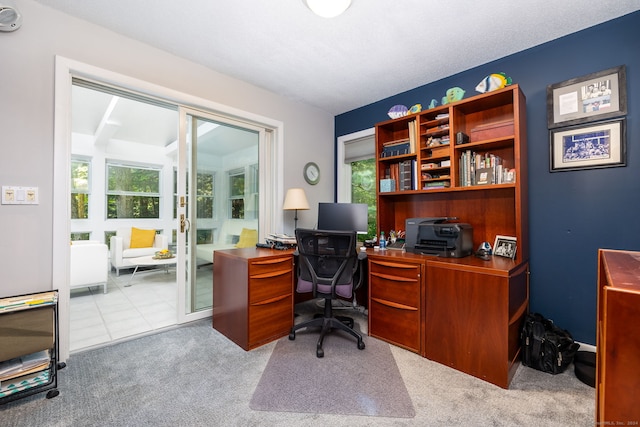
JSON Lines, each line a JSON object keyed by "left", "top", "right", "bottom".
{"left": 2, "top": 186, "right": 39, "bottom": 205}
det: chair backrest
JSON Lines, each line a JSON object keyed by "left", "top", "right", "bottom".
{"left": 295, "top": 228, "right": 358, "bottom": 299}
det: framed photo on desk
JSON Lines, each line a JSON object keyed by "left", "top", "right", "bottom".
{"left": 493, "top": 235, "right": 517, "bottom": 260}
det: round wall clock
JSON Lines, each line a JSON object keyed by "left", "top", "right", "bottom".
{"left": 303, "top": 162, "right": 320, "bottom": 185}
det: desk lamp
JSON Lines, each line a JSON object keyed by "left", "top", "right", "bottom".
{"left": 283, "top": 188, "right": 309, "bottom": 231}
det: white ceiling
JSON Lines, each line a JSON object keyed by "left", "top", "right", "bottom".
{"left": 34, "top": 0, "right": 640, "bottom": 116}
{"left": 37, "top": 0, "right": 640, "bottom": 149}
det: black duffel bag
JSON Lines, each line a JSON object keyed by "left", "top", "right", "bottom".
{"left": 521, "top": 312, "right": 580, "bottom": 374}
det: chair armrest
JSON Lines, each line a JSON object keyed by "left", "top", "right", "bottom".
{"left": 153, "top": 234, "right": 169, "bottom": 250}
{"left": 110, "top": 236, "right": 123, "bottom": 264}
{"left": 352, "top": 251, "right": 368, "bottom": 291}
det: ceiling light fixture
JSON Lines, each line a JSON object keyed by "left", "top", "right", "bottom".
{"left": 304, "top": 0, "right": 352, "bottom": 18}
{"left": 0, "top": 2, "right": 22, "bottom": 32}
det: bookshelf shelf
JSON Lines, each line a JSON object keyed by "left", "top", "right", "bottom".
{"left": 375, "top": 84, "right": 528, "bottom": 264}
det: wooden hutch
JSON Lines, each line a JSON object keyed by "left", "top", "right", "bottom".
{"left": 368, "top": 85, "right": 529, "bottom": 388}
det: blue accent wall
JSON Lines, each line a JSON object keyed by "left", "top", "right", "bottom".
{"left": 335, "top": 11, "right": 640, "bottom": 345}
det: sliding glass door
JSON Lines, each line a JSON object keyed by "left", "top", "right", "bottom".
{"left": 177, "top": 108, "right": 261, "bottom": 316}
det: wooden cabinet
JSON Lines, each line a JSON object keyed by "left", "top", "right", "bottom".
{"left": 596, "top": 249, "right": 640, "bottom": 424}
{"left": 424, "top": 259, "right": 528, "bottom": 389}
{"left": 367, "top": 250, "right": 528, "bottom": 388}
{"left": 370, "top": 85, "right": 530, "bottom": 389}
{"left": 213, "top": 248, "right": 294, "bottom": 351}
{"left": 375, "top": 84, "right": 528, "bottom": 265}
{"left": 368, "top": 254, "right": 424, "bottom": 354}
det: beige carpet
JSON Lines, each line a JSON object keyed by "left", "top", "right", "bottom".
{"left": 249, "top": 325, "right": 416, "bottom": 418}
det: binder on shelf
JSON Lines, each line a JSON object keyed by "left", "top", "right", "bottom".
{"left": 380, "top": 179, "right": 396, "bottom": 192}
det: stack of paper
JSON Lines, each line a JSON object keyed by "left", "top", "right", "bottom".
{"left": 0, "top": 350, "right": 51, "bottom": 382}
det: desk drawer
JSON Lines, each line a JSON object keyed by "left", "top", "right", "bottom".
{"left": 369, "top": 259, "right": 421, "bottom": 308}
{"left": 369, "top": 297, "right": 421, "bottom": 354}
{"left": 248, "top": 294, "right": 292, "bottom": 349}
{"left": 249, "top": 256, "right": 292, "bottom": 277}
{"left": 249, "top": 269, "right": 292, "bottom": 304}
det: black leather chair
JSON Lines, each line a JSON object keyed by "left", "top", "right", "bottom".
{"left": 288, "top": 228, "right": 366, "bottom": 357}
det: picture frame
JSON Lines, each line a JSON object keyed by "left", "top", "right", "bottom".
{"left": 547, "top": 65, "right": 626, "bottom": 128}
{"left": 493, "top": 235, "right": 517, "bottom": 259}
{"left": 549, "top": 118, "right": 626, "bottom": 172}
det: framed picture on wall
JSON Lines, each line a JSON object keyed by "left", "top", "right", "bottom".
{"left": 493, "top": 235, "right": 517, "bottom": 260}
{"left": 547, "top": 65, "right": 626, "bottom": 129}
{"left": 549, "top": 118, "right": 626, "bottom": 172}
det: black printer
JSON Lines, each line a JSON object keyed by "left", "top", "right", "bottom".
{"left": 405, "top": 217, "right": 473, "bottom": 258}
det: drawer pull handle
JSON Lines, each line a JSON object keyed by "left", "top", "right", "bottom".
{"left": 370, "top": 260, "right": 417, "bottom": 269}
{"left": 370, "top": 272, "right": 417, "bottom": 283}
{"left": 371, "top": 297, "right": 418, "bottom": 311}
{"left": 251, "top": 270, "right": 291, "bottom": 279}
{"left": 252, "top": 294, "right": 291, "bottom": 306}
{"left": 253, "top": 258, "right": 290, "bottom": 266}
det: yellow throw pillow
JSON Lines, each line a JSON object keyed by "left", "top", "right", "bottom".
{"left": 130, "top": 227, "right": 156, "bottom": 248}
{"left": 235, "top": 228, "right": 258, "bottom": 248}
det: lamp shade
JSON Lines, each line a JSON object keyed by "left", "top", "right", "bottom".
{"left": 304, "top": 0, "right": 351, "bottom": 18}
{"left": 283, "top": 188, "right": 310, "bottom": 211}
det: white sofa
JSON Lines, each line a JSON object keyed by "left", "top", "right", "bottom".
{"left": 195, "top": 219, "right": 258, "bottom": 264}
{"left": 110, "top": 227, "right": 169, "bottom": 275}
{"left": 70, "top": 241, "right": 109, "bottom": 293}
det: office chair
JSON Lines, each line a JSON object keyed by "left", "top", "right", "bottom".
{"left": 288, "top": 228, "right": 366, "bottom": 357}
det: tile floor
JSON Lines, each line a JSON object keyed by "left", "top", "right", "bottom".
{"left": 69, "top": 265, "right": 213, "bottom": 353}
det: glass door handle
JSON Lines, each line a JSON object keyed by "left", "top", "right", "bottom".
{"left": 180, "top": 214, "right": 190, "bottom": 233}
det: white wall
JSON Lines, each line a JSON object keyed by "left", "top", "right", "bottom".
{"left": 0, "top": 0, "right": 334, "bottom": 298}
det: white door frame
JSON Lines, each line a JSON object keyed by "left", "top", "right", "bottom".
{"left": 53, "top": 56, "right": 284, "bottom": 361}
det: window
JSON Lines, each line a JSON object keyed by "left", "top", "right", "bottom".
{"left": 71, "top": 232, "right": 91, "bottom": 241}
{"left": 106, "top": 162, "right": 161, "bottom": 219}
{"left": 104, "top": 231, "right": 116, "bottom": 249}
{"left": 338, "top": 130, "right": 377, "bottom": 240}
{"left": 197, "top": 171, "right": 215, "bottom": 219}
{"left": 350, "top": 158, "right": 377, "bottom": 239}
{"left": 71, "top": 159, "right": 90, "bottom": 219}
{"left": 228, "top": 168, "right": 245, "bottom": 219}
{"left": 196, "top": 229, "right": 213, "bottom": 245}
{"left": 173, "top": 170, "right": 215, "bottom": 220}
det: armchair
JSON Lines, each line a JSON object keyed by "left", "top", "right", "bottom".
{"left": 110, "top": 227, "right": 169, "bottom": 275}
{"left": 288, "top": 228, "right": 366, "bottom": 357}
{"left": 70, "top": 241, "right": 109, "bottom": 293}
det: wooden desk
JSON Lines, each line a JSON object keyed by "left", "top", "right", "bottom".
{"left": 213, "top": 248, "right": 294, "bottom": 351}
{"left": 367, "top": 249, "right": 529, "bottom": 389}
{"left": 596, "top": 249, "right": 640, "bottom": 425}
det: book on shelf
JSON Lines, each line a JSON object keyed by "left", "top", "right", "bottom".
{"left": 399, "top": 160, "right": 415, "bottom": 191}
{"left": 380, "top": 178, "right": 396, "bottom": 192}
{"left": 459, "top": 151, "right": 508, "bottom": 187}
{"left": 408, "top": 120, "right": 418, "bottom": 154}
{"left": 423, "top": 181, "right": 451, "bottom": 190}
{"left": 380, "top": 140, "right": 410, "bottom": 158}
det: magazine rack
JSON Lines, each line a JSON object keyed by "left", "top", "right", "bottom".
{"left": 0, "top": 290, "right": 65, "bottom": 404}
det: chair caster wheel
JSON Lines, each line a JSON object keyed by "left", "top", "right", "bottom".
{"left": 289, "top": 332, "right": 296, "bottom": 340}
{"left": 358, "top": 340, "right": 365, "bottom": 350}
{"left": 316, "top": 348, "right": 324, "bottom": 358}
